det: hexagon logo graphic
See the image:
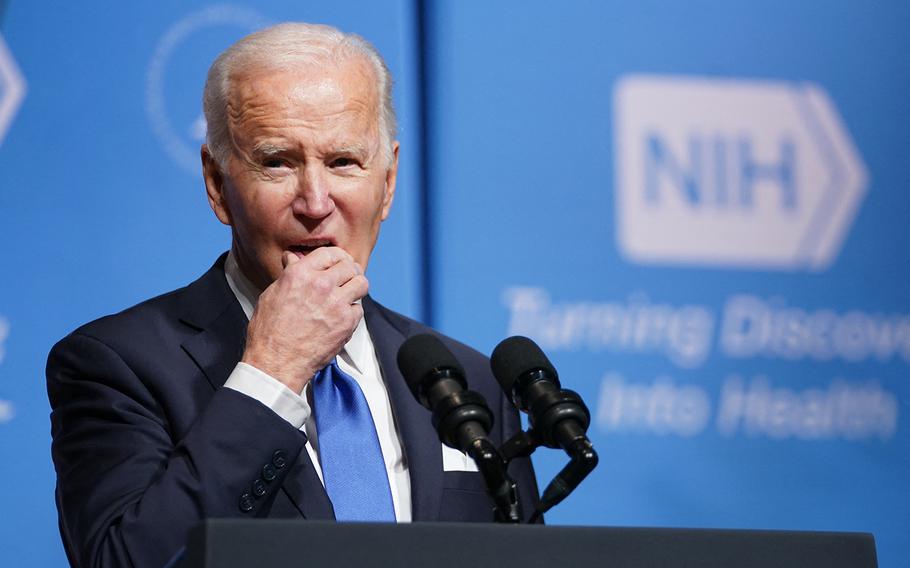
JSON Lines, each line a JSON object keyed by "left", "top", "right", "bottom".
{"left": 0, "top": 34, "right": 26, "bottom": 146}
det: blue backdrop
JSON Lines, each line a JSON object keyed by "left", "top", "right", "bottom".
{"left": 1, "top": 1, "right": 908, "bottom": 566}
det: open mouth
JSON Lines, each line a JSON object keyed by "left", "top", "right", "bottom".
{"left": 287, "top": 239, "right": 335, "bottom": 255}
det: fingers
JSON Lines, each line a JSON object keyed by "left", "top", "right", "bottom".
{"left": 282, "top": 251, "right": 300, "bottom": 269}
{"left": 295, "top": 246, "right": 353, "bottom": 271}
{"left": 282, "top": 246, "right": 365, "bottom": 297}
{"left": 349, "top": 302, "right": 365, "bottom": 328}
{"left": 339, "top": 272, "right": 370, "bottom": 304}
{"left": 322, "top": 257, "right": 362, "bottom": 285}
{"left": 312, "top": 260, "right": 368, "bottom": 304}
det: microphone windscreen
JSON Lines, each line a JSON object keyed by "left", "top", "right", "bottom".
{"left": 490, "top": 336, "right": 558, "bottom": 392}
{"left": 397, "top": 333, "right": 465, "bottom": 398}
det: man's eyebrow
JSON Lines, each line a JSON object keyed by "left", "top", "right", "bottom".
{"left": 332, "top": 144, "right": 370, "bottom": 158}
{"left": 250, "top": 142, "right": 288, "bottom": 157}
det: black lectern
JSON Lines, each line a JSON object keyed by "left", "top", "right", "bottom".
{"left": 179, "top": 520, "right": 877, "bottom": 568}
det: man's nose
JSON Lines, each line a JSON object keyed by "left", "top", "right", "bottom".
{"left": 292, "top": 166, "right": 336, "bottom": 218}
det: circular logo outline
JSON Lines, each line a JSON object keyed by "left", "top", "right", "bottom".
{"left": 145, "top": 5, "right": 270, "bottom": 174}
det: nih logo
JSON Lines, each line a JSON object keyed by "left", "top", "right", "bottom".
{"left": 613, "top": 75, "right": 867, "bottom": 271}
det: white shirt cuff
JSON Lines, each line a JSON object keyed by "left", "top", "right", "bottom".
{"left": 224, "top": 362, "right": 311, "bottom": 429}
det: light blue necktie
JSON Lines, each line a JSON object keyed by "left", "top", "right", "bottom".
{"left": 312, "top": 359, "right": 396, "bottom": 521}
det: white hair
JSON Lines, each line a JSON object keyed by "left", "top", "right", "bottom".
{"left": 202, "top": 22, "right": 397, "bottom": 169}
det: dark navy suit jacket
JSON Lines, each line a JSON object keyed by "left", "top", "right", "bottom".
{"left": 47, "top": 255, "right": 539, "bottom": 568}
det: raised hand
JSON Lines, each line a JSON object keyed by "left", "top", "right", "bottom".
{"left": 241, "top": 246, "right": 369, "bottom": 393}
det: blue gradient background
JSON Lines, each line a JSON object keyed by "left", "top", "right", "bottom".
{"left": 0, "top": 1, "right": 907, "bottom": 566}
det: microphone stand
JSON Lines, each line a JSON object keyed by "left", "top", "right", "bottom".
{"left": 441, "top": 393, "right": 522, "bottom": 524}
{"left": 530, "top": 438, "right": 597, "bottom": 523}
{"left": 460, "top": 431, "right": 522, "bottom": 524}
{"left": 498, "top": 426, "right": 598, "bottom": 523}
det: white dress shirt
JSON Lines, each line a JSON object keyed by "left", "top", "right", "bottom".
{"left": 221, "top": 252, "right": 412, "bottom": 522}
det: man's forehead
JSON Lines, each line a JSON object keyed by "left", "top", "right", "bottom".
{"left": 229, "top": 56, "right": 378, "bottom": 108}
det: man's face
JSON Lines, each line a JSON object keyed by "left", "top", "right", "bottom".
{"left": 203, "top": 57, "right": 398, "bottom": 290}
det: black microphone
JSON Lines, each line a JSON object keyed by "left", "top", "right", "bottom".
{"left": 491, "top": 336, "right": 593, "bottom": 452}
{"left": 397, "top": 333, "right": 494, "bottom": 451}
{"left": 397, "top": 333, "right": 521, "bottom": 523}
{"left": 491, "top": 336, "right": 598, "bottom": 517}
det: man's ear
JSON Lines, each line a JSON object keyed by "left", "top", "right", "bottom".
{"left": 380, "top": 142, "right": 399, "bottom": 222}
{"left": 201, "top": 145, "right": 232, "bottom": 226}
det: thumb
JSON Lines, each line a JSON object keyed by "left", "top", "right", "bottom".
{"left": 282, "top": 251, "right": 299, "bottom": 269}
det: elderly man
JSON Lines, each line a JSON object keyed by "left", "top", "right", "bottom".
{"left": 47, "top": 22, "right": 538, "bottom": 568}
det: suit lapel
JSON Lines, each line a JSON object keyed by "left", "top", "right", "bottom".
{"left": 177, "top": 255, "right": 333, "bottom": 520}
{"left": 364, "top": 297, "right": 444, "bottom": 522}
{"left": 180, "top": 304, "right": 247, "bottom": 391}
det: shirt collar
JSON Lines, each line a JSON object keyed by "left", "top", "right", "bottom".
{"left": 223, "top": 250, "right": 370, "bottom": 374}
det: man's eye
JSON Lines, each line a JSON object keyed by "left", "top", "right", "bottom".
{"left": 263, "top": 158, "right": 286, "bottom": 168}
{"left": 330, "top": 157, "right": 357, "bottom": 168}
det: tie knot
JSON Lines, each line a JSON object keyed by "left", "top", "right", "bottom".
{"left": 313, "top": 358, "right": 344, "bottom": 385}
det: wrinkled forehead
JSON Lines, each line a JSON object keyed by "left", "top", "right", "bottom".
{"left": 227, "top": 55, "right": 381, "bottom": 123}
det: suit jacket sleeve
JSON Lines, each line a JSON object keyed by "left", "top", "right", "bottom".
{"left": 47, "top": 330, "right": 307, "bottom": 568}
